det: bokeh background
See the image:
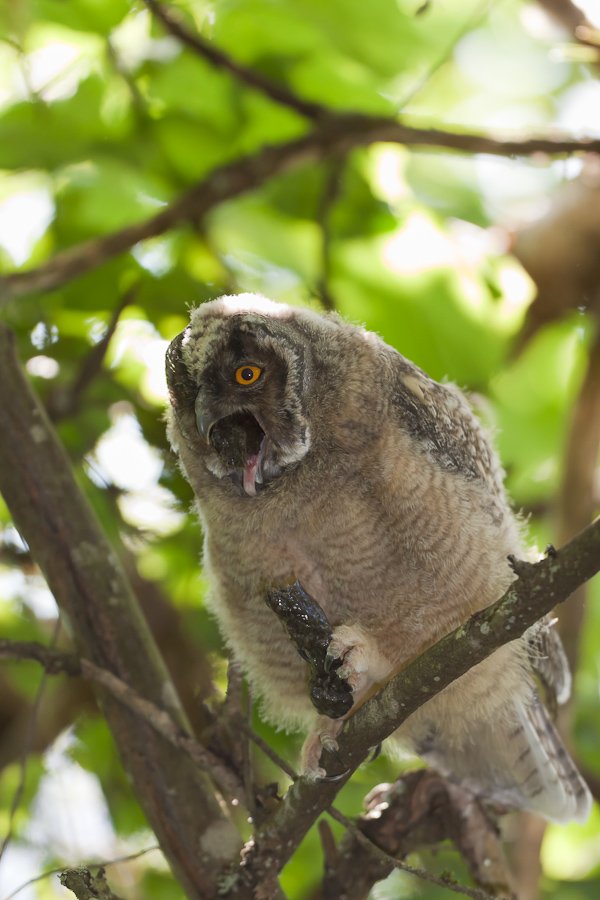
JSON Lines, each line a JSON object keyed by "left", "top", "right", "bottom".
{"left": 1, "top": 0, "right": 600, "bottom": 897}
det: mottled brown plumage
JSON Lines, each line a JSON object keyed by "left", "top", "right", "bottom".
{"left": 166, "top": 293, "right": 591, "bottom": 824}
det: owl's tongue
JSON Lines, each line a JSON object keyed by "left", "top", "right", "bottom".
{"left": 243, "top": 436, "right": 266, "bottom": 496}
{"left": 243, "top": 454, "right": 260, "bottom": 495}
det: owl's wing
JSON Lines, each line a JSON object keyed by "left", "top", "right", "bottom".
{"left": 527, "top": 617, "right": 572, "bottom": 716}
{"left": 416, "top": 691, "right": 592, "bottom": 824}
{"left": 386, "top": 353, "right": 590, "bottom": 821}
{"left": 386, "top": 352, "right": 505, "bottom": 500}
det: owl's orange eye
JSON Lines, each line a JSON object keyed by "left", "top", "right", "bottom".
{"left": 235, "top": 365, "right": 261, "bottom": 385}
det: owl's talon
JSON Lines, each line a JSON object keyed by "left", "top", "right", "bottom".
{"left": 325, "top": 638, "right": 345, "bottom": 673}
{"left": 315, "top": 769, "right": 350, "bottom": 783}
{"left": 366, "top": 743, "right": 382, "bottom": 764}
{"left": 305, "top": 765, "right": 327, "bottom": 782}
{"left": 320, "top": 734, "right": 339, "bottom": 754}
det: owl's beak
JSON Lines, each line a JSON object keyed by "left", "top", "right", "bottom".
{"left": 194, "top": 396, "right": 215, "bottom": 444}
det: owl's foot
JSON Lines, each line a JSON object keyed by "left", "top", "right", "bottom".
{"left": 301, "top": 716, "right": 345, "bottom": 781}
{"left": 325, "top": 625, "right": 389, "bottom": 693}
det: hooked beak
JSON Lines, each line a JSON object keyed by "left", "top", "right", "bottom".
{"left": 195, "top": 395, "right": 215, "bottom": 444}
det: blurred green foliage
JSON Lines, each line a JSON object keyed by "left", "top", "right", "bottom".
{"left": 0, "top": 0, "right": 599, "bottom": 898}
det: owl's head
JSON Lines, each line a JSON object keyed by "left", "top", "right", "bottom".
{"left": 166, "top": 293, "right": 344, "bottom": 497}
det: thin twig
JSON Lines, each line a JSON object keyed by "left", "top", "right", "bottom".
{"left": 0, "top": 639, "right": 81, "bottom": 674}
{"left": 0, "top": 619, "right": 61, "bottom": 866}
{"left": 2, "top": 115, "right": 600, "bottom": 302}
{"left": 144, "top": 0, "right": 326, "bottom": 121}
{"left": 326, "top": 806, "right": 510, "bottom": 900}
{"left": 0, "top": 641, "right": 246, "bottom": 805}
{"left": 239, "top": 719, "right": 298, "bottom": 782}
{"left": 77, "top": 659, "right": 245, "bottom": 806}
{"left": 47, "top": 289, "right": 135, "bottom": 422}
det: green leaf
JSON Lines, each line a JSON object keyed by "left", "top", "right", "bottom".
{"left": 32, "top": 0, "right": 129, "bottom": 34}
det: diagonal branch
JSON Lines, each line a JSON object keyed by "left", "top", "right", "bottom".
{"left": 2, "top": 115, "right": 600, "bottom": 302}
{"left": 327, "top": 802, "right": 508, "bottom": 900}
{"left": 47, "top": 289, "right": 134, "bottom": 422}
{"left": 325, "top": 772, "right": 513, "bottom": 900}
{"left": 144, "top": 0, "right": 326, "bottom": 121}
{"left": 229, "top": 518, "right": 600, "bottom": 898}
{"left": 0, "top": 639, "right": 245, "bottom": 804}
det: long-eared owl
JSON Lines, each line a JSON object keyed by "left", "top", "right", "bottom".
{"left": 165, "top": 292, "right": 591, "bottom": 825}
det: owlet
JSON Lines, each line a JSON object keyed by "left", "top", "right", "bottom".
{"left": 165, "top": 292, "right": 591, "bottom": 824}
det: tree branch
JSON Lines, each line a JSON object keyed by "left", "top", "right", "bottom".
{"left": 0, "top": 323, "right": 241, "bottom": 899}
{"left": 327, "top": 802, "right": 509, "bottom": 900}
{"left": 3, "top": 519, "right": 598, "bottom": 898}
{"left": 0, "top": 639, "right": 245, "bottom": 804}
{"left": 325, "top": 772, "right": 513, "bottom": 900}
{"left": 229, "top": 519, "right": 600, "bottom": 897}
{"left": 144, "top": 0, "right": 326, "bottom": 121}
{"left": 2, "top": 115, "right": 600, "bottom": 302}
{"left": 60, "top": 867, "right": 124, "bottom": 900}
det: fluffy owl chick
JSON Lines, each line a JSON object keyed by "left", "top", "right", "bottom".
{"left": 165, "top": 292, "right": 591, "bottom": 825}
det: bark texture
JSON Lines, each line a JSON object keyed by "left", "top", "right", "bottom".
{"left": 0, "top": 323, "right": 241, "bottom": 899}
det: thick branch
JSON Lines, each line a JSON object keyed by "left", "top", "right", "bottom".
{"left": 230, "top": 518, "right": 600, "bottom": 897}
{"left": 0, "top": 323, "right": 241, "bottom": 899}
{"left": 144, "top": 0, "right": 325, "bottom": 121}
{"left": 2, "top": 115, "right": 600, "bottom": 301}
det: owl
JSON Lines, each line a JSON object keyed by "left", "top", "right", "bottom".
{"left": 165, "top": 292, "right": 591, "bottom": 824}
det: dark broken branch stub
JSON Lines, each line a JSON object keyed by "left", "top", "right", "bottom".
{"left": 265, "top": 581, "right": 353, "bottom": 718}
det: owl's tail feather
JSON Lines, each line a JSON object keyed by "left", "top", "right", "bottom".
{"left": 417, "top": 694, "right": 592, "bottom": 825}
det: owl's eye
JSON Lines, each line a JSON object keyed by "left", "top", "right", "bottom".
{"left": 235, "top": 365, "right": 261, "bottom": 385}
